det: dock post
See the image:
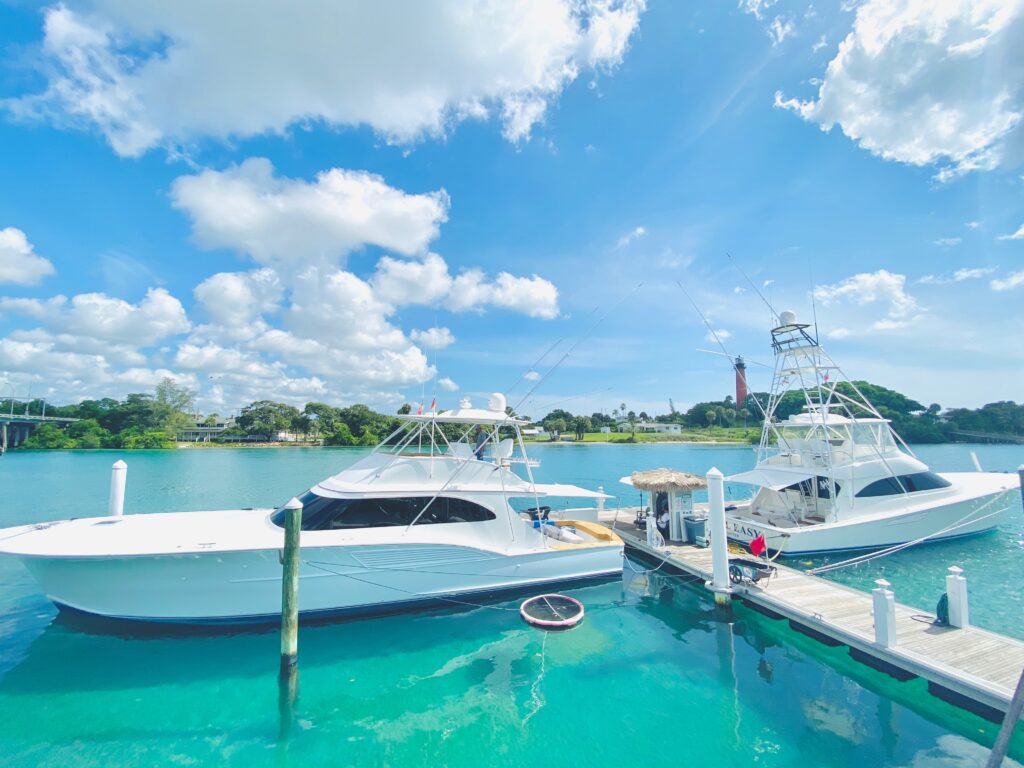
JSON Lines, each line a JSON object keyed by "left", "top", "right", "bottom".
{"left": 946, "top": 566, "right": 969, "bottom": 628}
{"left": 706, "top": 467, "right": 731, "bottom": 606}
{"left": 872, "top": 579, "right": 896, "bottom": 647}
{"left": 597, "top": 486, "right": 605, "bottom": 513}
{"left": 108, "top": 460, "right": 127, "bottom": 517}
{"left": 280, "top": 497, "right": 303, "bottom": 677}
{"left": 646, "top": 511, "right": 657, "bottom": 547}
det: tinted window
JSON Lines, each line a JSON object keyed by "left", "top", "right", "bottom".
{"left": 856, "top": 472, "right": 951, "bottom": 498}
{"left": 271, "top": 491, "right": 496, "bottom": 530}
{"left": 901, "top": 471, "right": 952, "bottom": 492}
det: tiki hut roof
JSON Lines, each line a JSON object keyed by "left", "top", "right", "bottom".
{"left": 628, "top": 468, "right": 707, "bottom": 492}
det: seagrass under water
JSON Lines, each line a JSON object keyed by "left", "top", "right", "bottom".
{"left": 0, "top": 445, "right": 1021, "bottom": 766}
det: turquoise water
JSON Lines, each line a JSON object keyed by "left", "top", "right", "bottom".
{"left": 0, "top": 445, "right": 1021, "bottom": 766}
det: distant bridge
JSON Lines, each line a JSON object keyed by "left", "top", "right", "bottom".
{"left": 948, "top": 430, "right": 1024, "bottom": 445}
{"left": 0, "top": 414, "right": 79, "bottom": 453}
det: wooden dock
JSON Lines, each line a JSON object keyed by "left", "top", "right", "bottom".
{"left": 598, "top": 511, "right": 1024, "bottom": 722}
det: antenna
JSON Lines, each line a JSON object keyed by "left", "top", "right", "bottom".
{"left": 809, "top": 264, "right": 821, "bottom": 343}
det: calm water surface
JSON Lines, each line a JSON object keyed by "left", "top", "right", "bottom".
{"left": 0, "top": 444, "right": 1021, "bottom": 766}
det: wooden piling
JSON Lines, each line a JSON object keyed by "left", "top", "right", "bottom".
{"left": 280, "top": 497, "right": 303, "bottom": 677}
{"left": 985, "top": 667, "right": 1024, "bottom": 768}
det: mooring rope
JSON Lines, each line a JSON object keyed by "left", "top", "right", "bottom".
{"left": 807, "top": 491, "right": 1011, "bottom": 575}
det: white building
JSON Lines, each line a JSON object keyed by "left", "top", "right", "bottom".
{"left": 616, "top": 421, "right": 682, "bottom": 434}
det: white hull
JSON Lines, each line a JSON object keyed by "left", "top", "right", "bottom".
{"left": 21, "top": 541, "right": 622, "bottom": 623}
{"left": 725, "top": 484, "right": 1017, "bottom": 556}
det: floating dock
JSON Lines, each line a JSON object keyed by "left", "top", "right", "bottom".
{"left": 598, "top": 510, "right": 1024, "bottom": 723}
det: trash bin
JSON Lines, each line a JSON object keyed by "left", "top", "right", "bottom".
{"left": 683, "top": 515, "right": 707, "bottom": 544}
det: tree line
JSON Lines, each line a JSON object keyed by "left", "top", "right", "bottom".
{"left": 7, "top": 377, "right": 1023, "bottom": 450}
{"left": 9, "top": 379, "right": 406, "bottom": 449}
{"left": 537, "top": 383, "right": 1024, "bottom": 444}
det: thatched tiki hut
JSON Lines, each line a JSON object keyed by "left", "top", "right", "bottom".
{"left": 629, "top": 469, "right": 707, "bottom": 543}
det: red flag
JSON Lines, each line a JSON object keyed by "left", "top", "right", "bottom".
{"left": 429, "top": 398, "right": 436, "bottom": 412}
{"left": 749, "top": 533, "right": 767, "bottom": 557}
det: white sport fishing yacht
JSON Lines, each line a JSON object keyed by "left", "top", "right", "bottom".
{"left": 0, "top": 395, "right": 623, "bottom": 624}
{"left": 724, "top": 311, "right": 1019, "bottom": 556}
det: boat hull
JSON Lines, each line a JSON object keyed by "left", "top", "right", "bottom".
{"left": 20, "top": 541, "right": 623, "bottom": 624}
{"left": 725, "top": 486, "right": 1018, "bottom": 556}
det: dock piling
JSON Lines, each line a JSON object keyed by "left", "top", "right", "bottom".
{"left": 280, "top": 497, "right": 303, "bottom": 677}
{"left": 597, "top": 487, "right": 605, "bottom": 513}
{"left": 108, "top": 460, "right": 127, "bottom": 517}
{"left": 985, "top": 666, "right": 1024, "bottom": 768}
{"left": 872, "top": 579, "right": 896, "bottom": 647}
{"left": 946, "top": 566, "right": 969, "bottom": 628}
{"left": 706, "top": 467, "right": 731, "bottom": 606}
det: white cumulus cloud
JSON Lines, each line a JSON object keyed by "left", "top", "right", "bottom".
{"left": 813, "top": 269, "right": 920, "bottom": 334}
{"left": 172, "top": 158, "right": 449, "bottom": 268}
{"left": 0, "top": 287, "right": 189, "bottom": 346}
{"left": 371, "top": 252, "right": 560, "bottom": 318}
{"left": 991, "top": 271, "right": 1024, "bottom": 291}
{"left": 410, "top": 327, "right": 455, "bottom": 350}
{"left": 776, "top": 0, "right": 1024, "bottom": 180}
{"left": 0, "top": 227, "right": 56, "bottom": 285}
{"left": 438, "top": 377, "right": 460, "bottom": 392}
{"left": 997, "top": 223, "right": 1024, "bottom": 241}
{"left": 8, "top": 1, "right": 644, "bottom": 156}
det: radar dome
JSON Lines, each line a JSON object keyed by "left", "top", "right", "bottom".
{"left": 488, "top": 393, "right": 507, "bottom": 413}
{"left": 778, "top": 310, "right": 797, "bottom": 326}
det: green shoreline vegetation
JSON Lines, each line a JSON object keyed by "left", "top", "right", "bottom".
{"left": 6, "top": 377, "right": 1024, "bottom": 451}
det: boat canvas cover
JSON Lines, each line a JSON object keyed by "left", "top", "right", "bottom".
{"left": 727, "top": 467, "right": 816, "bottom": 490}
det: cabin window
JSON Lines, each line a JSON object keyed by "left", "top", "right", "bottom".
{"left": 855, "top": 471, "right": 951, "bottom": 498}
{"left": 271, "top": 491, "right": 496, "bottom": 531}
{"left": 781, "top": 476, "right": 840, "bottom": 499}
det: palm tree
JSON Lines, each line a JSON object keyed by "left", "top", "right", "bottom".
{"left": 705, "top": 409, "right": 717, "bottom": 428}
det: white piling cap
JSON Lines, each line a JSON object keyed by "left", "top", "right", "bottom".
{"left": 706, "top": 467, "right": 723, "bottom": 479}
{"left": 948, "top": 565, "right": 964, "bottom": 575}
{"left": 875, "top": 579, "right": 891, "bottom": 589}
{"left": 284, "top": 496, "right": 304, "bottom": 509}
{"left": 112, "top": 459, "right": 127, "bottom": 469}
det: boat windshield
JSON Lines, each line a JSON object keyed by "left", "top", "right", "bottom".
{"left": 776, "top": 420, "right": 900, "bottom": 459}
{"left": 270, "top": 491, "right": 497, "bottom": 531}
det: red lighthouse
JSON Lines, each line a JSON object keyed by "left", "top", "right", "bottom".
{"left": 734, "top": 356, "right": 747, "bottom": 409}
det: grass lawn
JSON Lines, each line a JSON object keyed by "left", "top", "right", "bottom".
{"left": 527, "top": 429, "right": 758, "bottom": 444}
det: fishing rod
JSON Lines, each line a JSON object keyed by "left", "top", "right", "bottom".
{"left": 513, "top": 282, "right": 643, "bottom": 412}
{"left": 675, "top": 279, "right": 770, "bottom": 422}
{"left": 504, "top": 337, "right": 564, "bottom": 396}
{"left": 726, "top": 252, "right": 779, "bottom": 323}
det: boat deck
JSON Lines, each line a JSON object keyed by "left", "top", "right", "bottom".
{"left": 598, "top": 510, "right": 1024, "bottom": 721}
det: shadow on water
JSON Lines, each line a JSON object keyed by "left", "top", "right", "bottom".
{"left": 0, "top": 576, "right": 623, "bottom": 696}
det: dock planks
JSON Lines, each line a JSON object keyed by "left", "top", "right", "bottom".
{"left": 598, "top": 512, "right": 1024, "bottom": 721}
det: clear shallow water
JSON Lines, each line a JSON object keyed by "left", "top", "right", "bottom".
{"left": 0, "top": 445, "right": 1021, "bottom": 766}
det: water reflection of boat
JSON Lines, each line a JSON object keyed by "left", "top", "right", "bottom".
{"left": 0, "top": 395, "right": 622, "bottom": 624}
{"left": 725, "top": 312, "right": 1019, "bottom": 556}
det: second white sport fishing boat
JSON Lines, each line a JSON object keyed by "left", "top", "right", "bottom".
{"left": 0, "top": 395, "right": 623, "bottom": 623}
{"left": 724, "top": 311, "right": 1019, "bottom": 556}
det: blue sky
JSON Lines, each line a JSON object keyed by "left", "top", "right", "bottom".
{"left": 0, "top": 0, "right": 1021, "bottom": 418}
